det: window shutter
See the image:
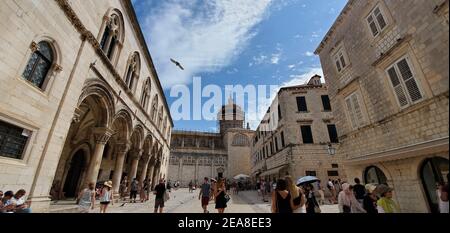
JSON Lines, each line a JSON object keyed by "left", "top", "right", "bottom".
{"left": 387, "top": 67, "right": 409, "bottom": 107}
{"left": 339, "top": 52, "right": 346, "bottom": 68}
{"left": 374, "top": 7, "right": 387, "bottom": 30}
{"left": 397, "top": 59, "right": 422, "bottom": 102}
{"left": 345, "top": 98, "right": 358, "bottom": 129}
{"left": 335, "top": 59, "right": 342, "bottom": 72}
{"left": 367, "top": 15, "right": 379, "bottom": 36}
{"left": 351, "top": 93, "right": 365, "bottom": 126}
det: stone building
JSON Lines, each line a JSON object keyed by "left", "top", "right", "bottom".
{"left": 0, "top": 0, "right": 172, "bottom": 212}
{"left": 168, "top": 98, "right": 254, "bottom": 186}
{"left": 315, "top": 0, "right": 449, "bottom": 212}
{"left": 251, "top": 75, "right": 345, "bottom": 184}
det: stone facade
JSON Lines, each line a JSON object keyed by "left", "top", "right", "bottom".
{"left": 315, "top": 0, "right": 449, "bottom": 213}
{"left": 0, "top": 0, "right": 172, "bottom": 212}
{"left": 251, "top": 75, "right": 345, "bottom": 184}
{"left": 168, "top": 99, "right": 254, "bottom": 186}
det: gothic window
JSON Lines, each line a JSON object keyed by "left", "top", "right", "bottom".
{"left": 232, "top": 134, "right": 249, "bottom": 146}
{"left": 158, "top": 106, "right": 164, "bottom": 128}
{"left": 151, "top": 95, "right": 159, "bottom": 122}
{"left": 366, "top": 5, "right": 388, "bottom": 37}
{"left": 100, "top": 12, "right": 123, "bottom": 62}
{"left": 162, "top": 116, "right": 167, "bottom": 137}
{"left": 22, "top": 41, "right": 54, "bottom": 89}
{"left": 124, "top": 52, "right": 140, "bottom": 93}
{"left": 140, "top": 78, "right": 151, "bottom": 110}
{"left": 333, "top": 45, "right": 349, "bottom": 73}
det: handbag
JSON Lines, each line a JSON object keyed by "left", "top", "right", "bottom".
{"left": 314, "top": 205, "right": 321, "bottom": 213}
{"left": 163, "top": 191, "right": 170, "bottom": 202}
{"left": 224, "top": 193, "right": 231, "bottom": 203}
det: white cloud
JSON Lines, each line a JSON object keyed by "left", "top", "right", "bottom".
{"left": 140, "top": 0, "right": 273, "bottom": 89}
{"left": 270, "top": 53, "right": 281, "bottom": 64}
{"left": 305, "top": 51, "right": 314, "bottom": 57}
{"left": 245, "top": 67, "right": 323, "bottom": 130}
{"left": 282, "top": 67, "right": 324, "bottom": 87}
{"left": 287, "top": 64, "right": 296, "bottom": 69}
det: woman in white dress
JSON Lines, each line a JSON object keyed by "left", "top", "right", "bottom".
{"left": 285, "top": 176, "right": 306, "bottom": 213}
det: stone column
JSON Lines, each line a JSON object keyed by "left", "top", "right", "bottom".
{"left": 112, "top": 142, "right": 130, "bottom": 197}
{"left": 195, "top": 158, "right": 199, "bottom": 184}
{"left": 128, "top": 149, "right": 143, "bottom": 184}
{"left": 146, "top": 159, "right": 155, "bottom": 187}
{"left": 139, "top": 155, "right": 151, "bottom": 186}
{"left": 85, "top": 127, "right": 113, "bottom": 185}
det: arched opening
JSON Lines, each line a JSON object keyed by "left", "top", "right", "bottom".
{"left": 420, "top": 157, "right": 449, "bottom": 213}
{"left": 62, "top": 149, "right": 86, "bottom": 198}
{"left": 364, "top": 165, "right": 388, "bottom": 185}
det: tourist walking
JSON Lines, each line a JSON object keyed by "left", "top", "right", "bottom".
{"left": 144, "top": 179, "right": 151, "bottom": 202}
{"left": 99, "top": 181, "right": 113, "bottom": 213}
{"left": 304, "top": 183, "right": 320, "bottom": 214}
{"left": 154, "top": 179, "right": 166, "bottom": 213}
{"left": 285, "top": 176, "right": 305, "bottom": 213}
{"left": 129, "top": 178, "right": 139, "bottom": 203}
{"left": 353, "top": 178, "right": 366, "bottom": 205}
{"left": 139, "top": 181, "right": 147, "bottom": 203}
{"left": 271, "top": 179, "right": 293, "bottom": 213}
{"left": 437, "top": 180, "right": 449, "bottom": 213}
{"left": 316, "top": 181, "right": 325, "bottom": 205}
{"left": 167, "top": 180, "right": 172, "bottom": 193}
{"left": 77, "top": 182, "right": 96, "bottom": 213}
{"left": 363, "top": 184, "right": 378, "bottom": 213}
{"left": 215, "top": 178, "right": 228, "bottom": 213}
{"left": 188, "top": 181, "right": 193, "bottom": 193}
{"left": 199, "top": 177, "right": 211, "bottom": 213}
{"left": 338, "top": 183, "right": 366, "bottom": 213}
{"left": 327, "top": 179, "right": 337, "bottom": 204}
{"left": 119, "top": 177, "right": 128, "bottom": 201}
{"left": 210, "top": 180, "right": 217, "bottom": 201}
{"left": 260, "top": 179, "right": 267, "bottom": 202}
{"left": 376, "top": 184, "right": 399, "bottom": 213}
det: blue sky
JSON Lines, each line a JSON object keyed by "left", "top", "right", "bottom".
{"left": 132, "top": 0, "right": 347, "bottom": 132}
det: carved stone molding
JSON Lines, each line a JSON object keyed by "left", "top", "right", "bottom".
{"left": 30, "top": 41, "right": 38, "bottom": 52}
{"left": 116, "top": 142, "right": 131, "bottom": 154}
{"left": 92, "top": 127, "right": 114, "bottom": 144}
{"left": 72, "top": 107, "right": 84, "bottom": 123}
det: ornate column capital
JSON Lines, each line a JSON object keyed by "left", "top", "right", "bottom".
{"left": 129, "top": 148, "right": 143, "bottom": 160}
{"left": 116, "top": 142, "right": 131, "bottom": 154}
{"left": 72, "top": 107, "right": 85, "bottom": 123}
{"left": 92, "top": 127, "right": 114, "bottom": 145}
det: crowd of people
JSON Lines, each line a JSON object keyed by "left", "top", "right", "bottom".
{"left": 0, "top": 189, "right": 32, "bottom": 213}
{"left": 267, "top": 176, "right": 449, "bottom": 214}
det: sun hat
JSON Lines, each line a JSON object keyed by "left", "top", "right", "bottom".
{"left": 374, "top": 184, "right": 393, "bottom": 195}
{"left": 104, "top": 181, "right": 113, "bottom": 188}
{"left": 365, "top": 183, "right": 377, "bottom": 193}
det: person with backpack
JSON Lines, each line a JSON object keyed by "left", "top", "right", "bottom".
{"left": 154, "top": 179, "right": 167, "bottom": 213}
{"left": 130, "top": 178, "right": 138, "bottom": 203}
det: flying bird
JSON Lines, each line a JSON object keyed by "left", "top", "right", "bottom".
{"left": 170, "top": 58, "right": 184, "bottom": 70}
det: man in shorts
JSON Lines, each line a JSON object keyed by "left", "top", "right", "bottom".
{"left": 199, "top": 177, "right": 211, "bottom": 213}
{"left": 154, "top": 179, "right": 166, "bottom": 213}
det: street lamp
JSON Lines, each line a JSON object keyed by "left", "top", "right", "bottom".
{"left": 327, "top": 143, "right": 336, "bottom": 156}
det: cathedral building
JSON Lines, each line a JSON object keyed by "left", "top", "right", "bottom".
{"left": 168, "top": 98, "right": 254, "bottom": 186}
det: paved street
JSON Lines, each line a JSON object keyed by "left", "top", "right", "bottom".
{"left": 62, "top": 188, "right": 338, "bottom": 213}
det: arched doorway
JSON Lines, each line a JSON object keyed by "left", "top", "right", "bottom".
{"left": 420, "top": 157, "right": 449, "bottom": 213}
{"left": 63, "top": 150, "right": 86, "bottom": 198}
{"left": 364, "top": 166, "right": 387, "bottom": 185}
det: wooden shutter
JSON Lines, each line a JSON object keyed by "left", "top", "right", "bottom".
{"left": 345, "top": 97, "right": 358, "bottom": 129}
{"left": 397, "top": 59, "right": 422, "bottom": 102}
{"left": 387, "top": 67, "right": 409, "bottom": 107}
{"left": 367, "top": 15, "right": 379, "bottom": 36}
{"left": 351, "top": 93, "right": 365, "bottom": 126}
{"left": 374, "top": 7, "right": 387, "bottom": 30}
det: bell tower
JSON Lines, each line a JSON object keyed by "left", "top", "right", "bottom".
{"left": 217, "top": 96, "right": 245, "bottom": 135}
